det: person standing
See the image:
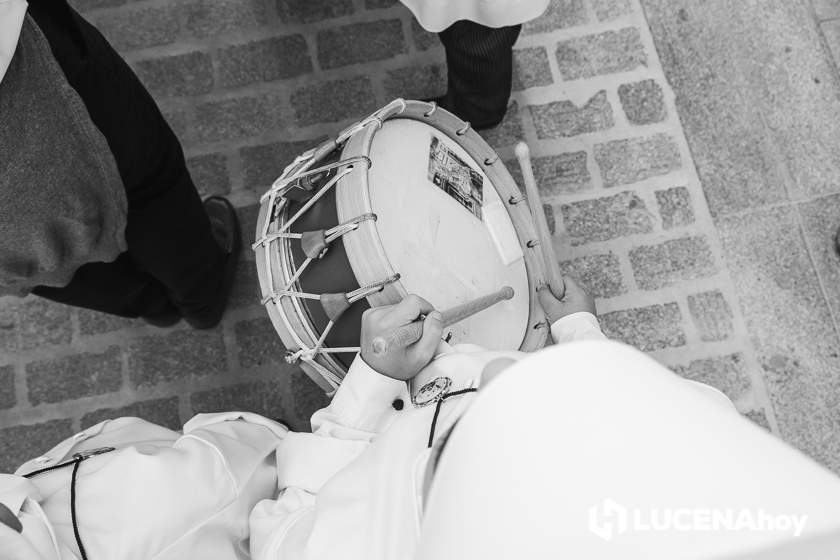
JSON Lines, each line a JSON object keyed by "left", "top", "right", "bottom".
{"left": 0, "top": 0, "right": 240, "bottom": 329}
{"left": 400, "top": 0, "right": 551, "bottom": 129}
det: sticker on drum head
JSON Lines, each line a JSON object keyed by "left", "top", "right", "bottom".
{"left": 428, "top": 136, "right": 484, "bottom": 220}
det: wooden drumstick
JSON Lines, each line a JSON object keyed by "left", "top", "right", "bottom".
{"left": 371, "top": 286, "right": 515, "bottom": 355}
{"left": 515, "top": 141, "right": 566, "bottom": 300}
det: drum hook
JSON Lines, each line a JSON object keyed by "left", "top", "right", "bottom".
{"left": 423, "top": 101, "right": 437, "bottom": 117}
{"left": 456, "top": 122, "right": 472, "bottom": 136}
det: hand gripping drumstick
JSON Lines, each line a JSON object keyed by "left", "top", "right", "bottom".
{"left": 371, "top": 286, "right": 515, "bottom": 355}
{"left": 515, "top": 142, "right": 566, "bottom": 300}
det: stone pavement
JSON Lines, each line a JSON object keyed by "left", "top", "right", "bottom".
{"left": 0, "top": 0, "right": 838, "bottom": 473}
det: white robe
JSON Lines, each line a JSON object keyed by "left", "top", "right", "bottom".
{"left": 248, "top": 313, "right": 610, "bottom": 560}
{"left": 1, "top": 412, "right": 287, "bottom": 560}
{"left": 400, "top": 0, "right": 551, "bottom": 32}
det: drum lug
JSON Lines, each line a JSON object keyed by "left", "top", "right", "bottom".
{"left": 301, "top": 230, "right": 329, "bottom": 259}
{"left": 321, "top": 293, "right": 351, "bottom": 322}
{"left": 284, "top": 173, "right": 324, "bottom": 203}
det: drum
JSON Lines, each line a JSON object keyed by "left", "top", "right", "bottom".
{"left": 254, "top": 99, "right": 548, "bottom": 392}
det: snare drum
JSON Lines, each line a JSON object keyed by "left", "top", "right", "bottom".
{"left": 254, "top": 99, "right": 547, "bottom": 392}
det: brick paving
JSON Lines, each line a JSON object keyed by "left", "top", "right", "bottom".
{"left": 1, "top": 0, "right": 839, "bottom": 473}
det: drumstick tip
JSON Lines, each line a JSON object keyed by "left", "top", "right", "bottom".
{"left": 501, "top": 286, "right": 515, "bottom": 300}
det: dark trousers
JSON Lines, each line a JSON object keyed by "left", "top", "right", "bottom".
{"left": 438, "top": 21, "right": 522, "bottom": 128}
{"left": 26, "top": 1, "right": 225, "bottom": 320}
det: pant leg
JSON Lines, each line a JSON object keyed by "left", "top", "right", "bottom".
{"left": 32, "top": 254, "right": 172, "bottom": 318}
{"left": 437, "top": 21, "right": 521, "bottom": 127}
{"left": 27, "top": 0, "right": 226, "bottom": 320}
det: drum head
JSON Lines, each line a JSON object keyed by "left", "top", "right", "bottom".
{"left": 363, "top": 119, "right": 530, "bottom": 350}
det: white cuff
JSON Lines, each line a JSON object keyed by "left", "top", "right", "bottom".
{"left": 549, "top": 312, "right": 606, "bottom": 344}
{"left": 327, "top": 355, "right": 407, "bottom": 432}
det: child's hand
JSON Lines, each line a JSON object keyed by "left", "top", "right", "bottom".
{"left": 360, "top": 295, "right": 443, "bottom": 381}
{"left": 538, "top": 277, "right": 596, "bottom": 324}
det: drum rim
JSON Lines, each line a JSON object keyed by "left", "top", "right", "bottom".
{"left": 336, "top": 100, "right": 548, "bottom": 353}
{"left": 254, "top": 99, "right": 549, "bottom": 392}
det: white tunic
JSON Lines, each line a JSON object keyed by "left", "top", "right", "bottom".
{"left": 400, "top": 0, "right": 551, "bottom": 32}
{"left": 0, "top": 0, "right": 26, "bottom": 83}
{"left": 249, "top": 313, "right": 608, "bottom": 560}
{"left": 0, "top": 412, "right": 288, "bottom": 560}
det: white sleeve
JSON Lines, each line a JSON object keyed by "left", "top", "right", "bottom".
{"left": 549, "top": 312, "right": 606, "bottom": 344}
{"left": 249, "top": 355, "right": 406, "bottom": 560}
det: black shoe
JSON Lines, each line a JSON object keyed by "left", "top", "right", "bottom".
{"left": 185, "top": 196, "right": 242, "bottom": 330}
{"left": 143, "top": 302, "right": 181, "bottom": 328}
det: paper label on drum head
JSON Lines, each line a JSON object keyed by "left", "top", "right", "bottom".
{"left": 428, "top": 136, "right": 483, "bottom": 220}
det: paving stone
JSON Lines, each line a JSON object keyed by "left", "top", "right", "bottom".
{"left": 91, "top": 4, "right": 185, "bottom": 50}
{"left": 718, "top": 206, "right": 840, "bottom": 469}
{"left": 594, "top": 133, "right": 682, "bottom": 187}
{"left": 600, "top": 302, "right": 686, "bottom": 351}
{"left": 687, "top": 290, "right": 734, "bottom": 342}
{"left": 479, "top": 101, "right": 525, "bottom": 150}
{"left": 655, "top": 186, "right": 694, "bottom": 229}
{"left": 187, "top": 153, "right": 231, "bottom": 197}
{"left": 365, "top": 0, "right": 399, "bottom": 8}
{"left": 218, "top": 35, "right": 312, "bottom": 88}
{"left": 644, "top": 0, "right": 840, "bottom": 215}
{"left": 412, "top": 19, "right": 439, "bottom": 51}
{"left": 592, "top": 0, "right": 634, "bottom": 21}
{"left": 235, "top": 317, "right": 288, "bottom": 369}
{"left": 822, "top": 20, "right": 840, "bottom": 65}
{"left": 508, "top": 152, "right": 591, "bottom": 197}
{"left": 629, "top": 236, "right": 717, "bottom": 290}
{"left": 383, "top": 64, "right": 447, "bottom": 101}
{"left": 560, "top": 191, "right": 654, "bottom": 245}
{"left": 512, "top": 47, "right": 553, "bottom": 91}
{"left": 291, "top": 77, "right": 377, "bottom": 126}
{"left": 0, "top": 300, "right": 19, "bottom": 353}
{"left": 559, "top": 253, "right": 626, "bottom": 299}
{"left": 318, "top": 20, "right": 407, "bottom": 69}
{"left": 814, "top": 0, "right": 840, "bottom": 20}
{"left": 18, "top": 299, "right": 72, "bottom": 351}
{"left": 0, "top": 419, "right": 74, "bottom": 473}
{"left": 673, "top": 353, "right": 751, "bottom": 402}
{"left": 78, "top": 310, "right": 141, "bottom": 336}
{"left": 194, "top": 93, "right": 284, "bottom": 143}
{"left": 276, "top": 0, "right": 354, "bottom": 23}
{"left": 0, "top": 365, "right": 15, "bottom": 410}
{"left": 129, "top": 328, "right": 227, "bottom": 388}
{"left": 556, "top": 27, "right": 647, "bottom": 80}
{"left": 241, "top": 136, "right": 329, "bottom": 190}
{"left": 619, "top": 79, "right": 667, "bottom": 125}
{"left": 26, "top": 346, "right": 122, "bottom": 406}
{"left": 230, "top": 260, "right": 262, "bottom": 309}
{"left": 184, "top": 0, "right": 270, "bottom": 37}
{"left": 290, "top": 369, "right": 330, "bottom": 427}
{"left": 797, "top": 194, "right": 840, "bottom": 325}
{"left": 530, "top": 91, "right": 614, "bottom": 139}
{"left": 81, "top": 397, "right": 181, "bottom": 431}
{"left": 133, "top": 51, "right": 214, "bottom": 97}
{"left": 524, "top": 0, "right": 589, "bottom": 35}
{"left": 191, "top": 378, "right": 291, "bottom": 424}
